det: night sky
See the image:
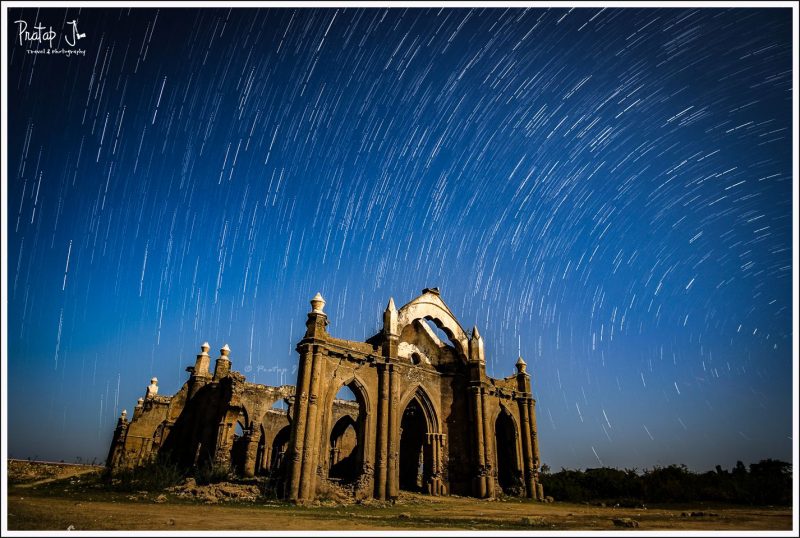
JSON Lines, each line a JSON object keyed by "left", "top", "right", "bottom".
{"left": 5, "top": 6, "right": 794, "bottom": 472}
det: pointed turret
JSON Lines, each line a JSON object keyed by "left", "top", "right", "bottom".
{"left": 383, "top": 297, "right": 398, "bottom": 337}
{"left": 516, "top": 356, "right": 527, "bottom": 374}
{"left": 310, "top": 292, "right": 326, "bottom": 314}
{"left": 470, "top": 325, "right": 485, "bottom": 364}
{"left": 305, "top": 291, "right": 330, "bottom": 338}
{"left": 214, "top": 344, "right": 232, "bottom": 380}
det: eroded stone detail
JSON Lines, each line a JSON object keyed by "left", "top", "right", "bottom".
{"left": 107, "top": 288, "right": 544, "bottom": 502}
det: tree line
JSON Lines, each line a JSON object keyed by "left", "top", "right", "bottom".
{"left": 538, "top": 459, "right": 792, "bottom": 506}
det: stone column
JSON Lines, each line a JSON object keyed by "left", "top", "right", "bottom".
{"left": 375, "top": 363, "right": 389, "bottom": 500}
{"left": 298, "top": 348, "right": 324, "bottom": 501}
{"left": 243, "top": 429, "right": 261, "bottom": 478}
{"left": 470, "top": 385, "right": 486, "bottom": 498}
{"left": 287, "top": 347, "right": 313, "bottom": 500}
{"left": 480, "top": 388, "right": 495, "bottom": 498}
{"left": 518, "top": 397, "right": 535, "bottom": 498}
{"left": 386, "top": 363, "right": 398, "bottom": 499}
{"left": 527, "top": 398, "right": 542, "bottom": 500}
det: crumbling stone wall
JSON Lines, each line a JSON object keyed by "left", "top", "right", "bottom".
{"left": 107, "top": 288, "right": 543, "bottom": 503}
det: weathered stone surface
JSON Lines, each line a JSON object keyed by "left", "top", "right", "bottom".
{"left": 107, "top": 289, "right": 543, "bottom": 503}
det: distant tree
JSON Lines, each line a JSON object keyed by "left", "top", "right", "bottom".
{"left": 540, "top": 463, "right": 551, "bottom": 475}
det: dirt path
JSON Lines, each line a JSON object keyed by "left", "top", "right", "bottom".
{"left": 7, "top": 490, "right": 792, "bottom": 531}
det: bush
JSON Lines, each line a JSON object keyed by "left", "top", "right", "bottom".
{"left": 539, "top": 460, "right": 791, "bottom": 506}
{"left": 194, "top": 461, "right": 231, "bottom": 485}
{"left": 105, "top": 456, "right": 185, "bottom": 492}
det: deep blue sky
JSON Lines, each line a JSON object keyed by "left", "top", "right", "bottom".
{"left": 5, "top": 6, "right": 794, "bottom": 472}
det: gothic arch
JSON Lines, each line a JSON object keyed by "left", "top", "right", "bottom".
{"left": 494, "top": 403, "right": 523, "bottom": 494}
{"left": 398, "top": 384, "right": 440, "bottom": 433}
{"left": 319, "top": 375, "right": 371, "bottom": 480}
{"left": 397, "top": 301, "right": 469, "bottom": 359}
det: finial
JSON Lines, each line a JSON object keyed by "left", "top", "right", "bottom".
{"left": 386, "top": 297, "right": 396, "bottom": 311}
{"left": 121, "top": 409, "right": 127, "bottom": 418}
{"left": 150, "top": 377, "right": 158, "bottom": 385}
{"left": 516, "top": 356, "right": 526, "bottom": 366}
{"left": 201, "top": 342, "right": 210, "bottom": 353}
{"left": 516, "top": 356, "right": 527, "bottom": 373}
{"left": 422, "top": 287, "right": 440, "bottom": 296}
{"left": 136, "top": 397, "right": 144, "bottom": 407}
{"left": 310, "top": 292, "right": 326, "bottom": 313}
{"left": 472, "top": 325, "right": 481, "bottom": 339}
{"left": 220, "top": 344, "right": 231, "bottom": 357}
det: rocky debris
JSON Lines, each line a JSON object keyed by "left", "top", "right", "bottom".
{"left": 398, "top": 512, "right": 412, "bottom": 519}
{"left": 612, "top": 517, "right": 640, "bottom": 528}
{"left": 681, "top": 511, "right": 719, "bottom": 517}
{"left": 544, "top": 496, "right": 554, "bottom": 503}
{"left": 167, "top": 479, "right": 260, "bottom": 504}
{"left": 153, "top": 494, "right": 168, "bottom": 503}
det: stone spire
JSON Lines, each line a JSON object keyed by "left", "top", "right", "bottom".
{"left": 194, "top": 341, "right": 211, "bottom": 377}
{"left": 305, "top": 292, "right": 330, "bottom": 338}
{"left": 383, "top": 297, "right": 398, "bottom": 336}
{"left": 470, "top": 325, "right": 485, "bottom": 364}
{"left": 515, "top": 355, "right": 527, "bottom": 374}
{"left": 310, "top": 292, "right": 326, "bottom": 314}
{"left": 145, "top": 377, "right": 159, "bottom": 398}
{"left": 214, "top": 344, "right": 232, "bottom": 380}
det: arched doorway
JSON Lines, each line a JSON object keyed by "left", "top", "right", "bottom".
{"left": 255, "top": 425, "right": 266, "bottom": 475}
{"left": 325, "top": 382, "right": 367, "bottom": 485}
{"left": 270, "top": 425, "right": 291, "bottom": 476}
{"left": 328, "top": 415, "right": 358, "bottom": 481}
{"left": 399, "top": 398, "right": 432, "bottom": 492}
{"left": 230, "top": 410, "right": 248, "bottom": 475}
{"left": 495, "top": 407, "right": 521, "bottom": 494}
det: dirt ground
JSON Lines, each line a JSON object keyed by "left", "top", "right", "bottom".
{"left": 5, "top": 460, "right": 793, "bottom": 531}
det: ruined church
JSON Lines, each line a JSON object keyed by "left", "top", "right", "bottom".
{"left": 107, "top": 288, "right": 544, "bottom": 502}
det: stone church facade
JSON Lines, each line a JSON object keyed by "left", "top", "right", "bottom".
{"left": 107, "top": 288, "right": 544, "bottom": 502}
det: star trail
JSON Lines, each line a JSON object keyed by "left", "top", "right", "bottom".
{"left": 5, "top": 6, "right": 794, "bottom": 471}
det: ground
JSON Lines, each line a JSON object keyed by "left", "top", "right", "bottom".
{"left": 5, "top": 460, "right": 793, "bottom": 531}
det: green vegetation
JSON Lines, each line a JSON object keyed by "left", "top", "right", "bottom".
{"left": 539, "top": 459, "right": 792, "bottom": 506}
{"left": 103, "top": 456, "right": 185, "bottom": 492}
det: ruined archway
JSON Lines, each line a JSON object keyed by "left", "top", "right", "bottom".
{"left": 324, "top": 380, "right": 368, "bottom": 485}
{"left": 399, "top": 398, "right": 429, "bottom": 491}
{"left": 230, "top": 409, "right": 249, "bottom": 475}
{"left": 270, "top": 425, "right": 291, "bottom": 477}
{"left": 495, "top": 407, "right": 521, "bottom": 494}
{"left": 328, "top": 415, "right": 358, "bottom": 482}
{"left": 398, "top": 387, "right": 440, "bottom": 493}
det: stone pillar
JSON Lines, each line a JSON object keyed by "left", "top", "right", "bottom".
{"left": 287, "top": 347, "right": 312, "bottom": 500}
{"left": 386, "top": 363, "right": 398, "bottom": 499}
{"left": 213, "top": 345, "right": 231, "bottom": 381}
{"left": 480, "top": 387, "right": 495, "bottom": 498}
{"left": 243, "top": 429, "right": 261, "bottom": 478}
{"left": 527, "top": 398, "right": 542, "bottom": 500}
{"left": 189, "top": 342, "right": 212, "bottom": 398}
{"left": 288, "top": 293, "right": 329, "bottom": 502}
{"left": 518, "top": 397, "right": 535, "bottom": 498}
{"left": 470, "top": 385, "right": 486, "bottom": 498}
{"left": 298, "top": 347, "right": 324, "bottom": 501}
{"left": 375, "top": 363, "right": 389, "bottom": 500}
